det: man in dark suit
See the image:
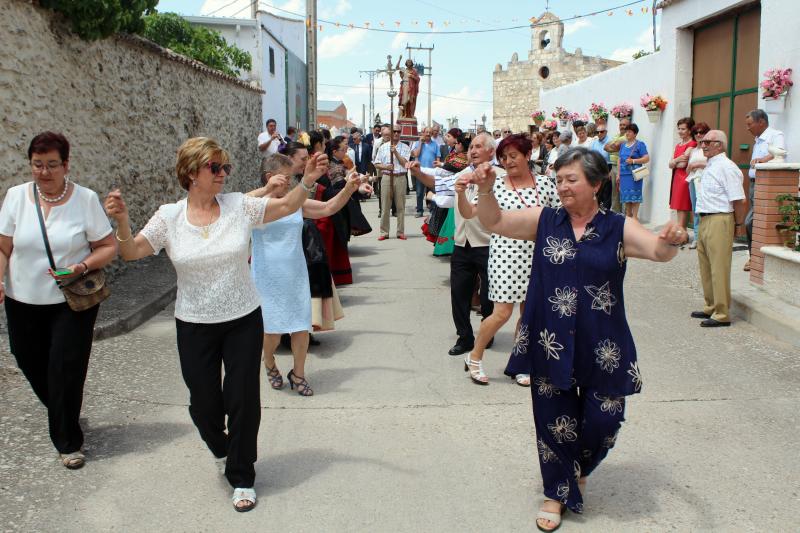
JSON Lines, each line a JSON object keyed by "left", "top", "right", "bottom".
{"left": 364, "top": 124, "right": 381, "bottom": 147}
{"left": 349, "top": 127, "right": 372, "bottom": 175}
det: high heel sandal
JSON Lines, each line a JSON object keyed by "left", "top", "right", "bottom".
{"left": 287, "top": 369, "right": 314, "bottom": 396}
{"left": 463, "top": 355, "right": 489, "bottom": 385}
{"left": 265, "top": 364, "right": 283, "bottom": 390}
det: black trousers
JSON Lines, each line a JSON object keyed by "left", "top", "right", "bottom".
{"left": 5, "top": 297, "right": 99, "bottom": 454}
{"left": 450, "top": 243, "right": 493, "bottom": 345}
{"left": 175, "top": 307, "right": 263, "bottom": 489}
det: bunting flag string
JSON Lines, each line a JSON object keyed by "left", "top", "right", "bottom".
{"left": 255, "top": 0, "right": 657, "bottom": 35}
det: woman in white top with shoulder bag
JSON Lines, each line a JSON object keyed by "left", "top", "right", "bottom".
{"left": 103, "top": 137, "right": 328, "bottom": 512}
{"left": 0, "top": 132, "right": 117, "bottom": 470}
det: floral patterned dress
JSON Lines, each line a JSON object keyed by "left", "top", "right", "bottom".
{"left": 507, "top": 206, "right": 642, "bottom": 513}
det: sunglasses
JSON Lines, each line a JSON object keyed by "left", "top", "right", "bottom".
{"left": 392, "top": 130, "right": 401, "bottom": 133}
{"left": 206, "top": 161, "right": 232, "bottom": 175}
{"left": 597, "top": 130, "right": 607, "bottom": 133}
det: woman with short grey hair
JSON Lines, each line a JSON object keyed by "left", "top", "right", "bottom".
{"left": 473, "top": 147, "right": 687, "bottom": 531}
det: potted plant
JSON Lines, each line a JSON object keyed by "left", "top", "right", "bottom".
{"left": 610, "top": 103, "right": 633, "bottom": 120}
{"left": 761, "top": 68, "right": 793, "bottom": 114}
{"left": 776, "top": 193, "right": 800, "bottom": 251}
{"left": 640, "top": 93, "right": 668, "bottom": 122}
{"left": 542, "top": 119, "right": 558, "bottom": 130}
{"left": 531, "top": 110, "right": 546, "bottom": 126}
{"left": 590, "top": 102, "right": 609, "bottom": 123}
{"left": 552, "top": 106, "right": 571, "bottom": 127}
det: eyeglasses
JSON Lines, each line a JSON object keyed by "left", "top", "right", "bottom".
{"left": 493, "top": 133, "right": 501, "bottom": 138}
{"left": 698, "top": 140, "right": 721, "bottom": 146}
{"left": 392, "top": 130, "right": 401, "bottom": 133}
{"left": 502, "top": 130, "right": 511, "bottom": 134}
{"left": 31, "top": 161, "right": 63, "bottom": 173}
{"left": 206, "top": 161, "right": 232, "bottom": 175}
{"left": 597, "top": 130, "right": 607, "bottom": 134}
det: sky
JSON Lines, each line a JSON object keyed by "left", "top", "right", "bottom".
{"left": 156, "top": 0, "right": 661, "bottom": 131}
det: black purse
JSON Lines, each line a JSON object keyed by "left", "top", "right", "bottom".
{"left": 32, "top": 183, "right": 110, "bottom": 312}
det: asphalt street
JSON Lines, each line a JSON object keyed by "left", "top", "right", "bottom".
{"left": 1, "top": 196, "right": 798, "bottom": 532}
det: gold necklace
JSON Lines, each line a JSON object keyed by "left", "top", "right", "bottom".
{"left": 190, "top": 199, "right": 215, "bottom": 239}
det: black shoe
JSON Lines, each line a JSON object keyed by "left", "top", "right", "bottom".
{"left": 485, "top": 337, "right": 495, "bottom": 350}
{"left": 309, "top": 334, "right": 321, "bottom": 346}
{"left": 448, "top": 343, "right": 473, "bottom": 356}
{"left": 700, "top": 318, "right": 731, "bottom": 327}
{"left": 690, "top": 311, "right": 712, "bottom": 319}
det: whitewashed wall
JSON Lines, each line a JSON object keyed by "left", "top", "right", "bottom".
{"left": 541, "top": 0, "right": 798, "bottom": 225}
{"left": 259, "top": 11, "right": 305, "bottom": 60}
{"left": 758, "top": 0, "right": 799, "bottom": 159}
{"left": 540, "top": 50, "right": 677, "bottom": 225}
{"left": 259, "top": 31, "right": 288, "bottom": 133}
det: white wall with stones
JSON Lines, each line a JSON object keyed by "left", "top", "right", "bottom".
{"left": 0, "top": 0, "right": 264, "bottom": 237}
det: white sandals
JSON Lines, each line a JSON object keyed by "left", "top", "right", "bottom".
{"left": 515, "top": 374, "right": 531, "bottom": 387}
{"left": 232, "top": 487, "right": 257, "bottom": 512}
{"left": 464, "top": 356, "right": 489, "bottom": 385}
{"left": 536, "top": 499, "right": 566, "bottom": 532}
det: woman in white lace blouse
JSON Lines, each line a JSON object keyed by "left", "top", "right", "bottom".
{"left": 103, "top": 137, "right": 328, "bottom": 512}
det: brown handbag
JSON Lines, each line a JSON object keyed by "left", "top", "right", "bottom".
{"left": 32, "top": 183, "right": 110, "bottom": 312}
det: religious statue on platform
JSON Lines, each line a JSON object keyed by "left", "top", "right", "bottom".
{"left": 398, "top": 59, "right": 420, "bottom": 119}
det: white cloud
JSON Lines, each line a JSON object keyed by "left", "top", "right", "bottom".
{"left": 320, "top": 0, "right": 351, "bottom": 19}
{"left": 564, "top": 19, "right": 592, "bottom": 36}
{"left": 609, "top": 26, "right": 660, "bottom": 62}
{"left": 391, "top": 32, "right": 409, "bottom": 50}
{"left": 318, "top": 29, "right": 367, "bottom": 59}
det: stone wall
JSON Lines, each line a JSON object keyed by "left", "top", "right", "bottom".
{"left": 493, "top": 50, "right": 622, "bottom": 133}
{"left": 0, "top": 0, "right": 264, "bottom": 239}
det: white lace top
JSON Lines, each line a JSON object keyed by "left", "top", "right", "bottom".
{"left": 139, "top": 192, "right": 268, "bottom": 324}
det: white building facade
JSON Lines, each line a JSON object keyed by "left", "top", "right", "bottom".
{"left": 540, "top": 0, "right": 798, "bottom": 225}
{"left": 185, "top": 10, "right": 307, "bottom": 135}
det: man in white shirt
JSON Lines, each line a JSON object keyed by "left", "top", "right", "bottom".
{"left": 374, "top": 126, "right": 411, "bottom": 240}
{"left": 692, "top": 130, "right": 747, "bottom": 327}
{"left": 257, "top": 118, "right": 282, "bottom": 156}
{"left": 431, "top": 124, "right": 445, "bottom": 146}
{"left": 743, "top": 109, "right": 787, "bottom": 270}
{"left": 408, "top": 132, "right": 500, "bottom": 355}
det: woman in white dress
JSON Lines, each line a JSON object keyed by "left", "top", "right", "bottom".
{"left": 458, "top": 134, "right": 561, "bottom": 386}
{"left": 104, "top": 137, "right": 328, "bottom": 512}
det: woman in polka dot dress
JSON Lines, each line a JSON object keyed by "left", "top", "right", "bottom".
{"left": 464, "top": 134, "right": 560, "bottom": 386}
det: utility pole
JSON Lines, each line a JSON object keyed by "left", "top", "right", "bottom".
{"left": 359, "top": 69, "right": 378, "bottom": 126}
{"left": 306, "top": 0, "right": 318, "bottom": 130}
{"left": 405, "top": 43, "right": 434, "bottom": 127}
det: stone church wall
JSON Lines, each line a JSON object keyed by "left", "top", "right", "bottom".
{"left": 494, "top": 39, "right": 621, "bottom": 133}
{"left": 0, "top": 0, "right": 263, "bottom": 238}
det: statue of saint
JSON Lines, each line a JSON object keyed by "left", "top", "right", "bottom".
{"left": 398, "top": 59, "right": 420, "bottom": 119}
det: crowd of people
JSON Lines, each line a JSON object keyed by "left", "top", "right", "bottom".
{"left": 0, "top": 106, "right": 784, "bottom": 527}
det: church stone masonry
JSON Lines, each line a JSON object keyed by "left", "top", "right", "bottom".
{"left": 493, "top": 12, "right": 622, "bottom": 133}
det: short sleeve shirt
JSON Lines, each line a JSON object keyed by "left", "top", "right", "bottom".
{"left": 0, "top": 182, "right": 112, "bottom": 305}
{"left": 139, "top": 192, "right": 268, "bottom": 323}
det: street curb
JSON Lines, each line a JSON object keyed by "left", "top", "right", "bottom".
{"left": 93, "top": 284, "right": 176, "bottom": 341}
{"left": 731, "top": 285, "right": 800, "bottom": 348}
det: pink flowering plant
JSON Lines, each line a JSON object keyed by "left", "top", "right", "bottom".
{"left": 542, "top": 119, "right": 558, "bottom": 129}
{"left": 611, "top": 103, "right": 633, "bottom": 119}
{"left": 640, "top": 93, "right": 668, "bottom": 111}
{"left": 531, "top": 110, "right": 547, "bottom": 122}
{"left": 573, "top": 112, "right": 589, "bottom": 123}
{"left": 761, "top": 68, "right": 793, "bottom": 99}
{"left": 552, "top": 106, "right": 572, "bottom": 120}
{"left": 589, "top": 102, "right": 609, "bottom": 121}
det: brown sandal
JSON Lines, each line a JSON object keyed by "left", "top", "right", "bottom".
{"left": 59, "top": 451, "right": 85, "bottom": 470}
{"left": 265, "top": 364, "right": 283, "bottom": 390}
{"left": 287, "top": 369, "right": 314, "bottom": 396}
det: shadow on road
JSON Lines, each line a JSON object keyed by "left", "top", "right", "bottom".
{"left": 306, "top": 365, "right": 413, "bottom": 394}
{"left": 255, "top": 447, "right": 416, "bottom": 496}
{"left": 84, "top": 421, "right": 195, "bottom": 460}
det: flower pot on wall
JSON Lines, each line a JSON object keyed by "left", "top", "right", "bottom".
{"left": 534, "top": 118, "right": 544, "bottom": 126}
{"left": 764, "top": 94, "right": 786, "bottom": 114}
{"left": 646, "top": 109, "right": 661, "bottom": 123}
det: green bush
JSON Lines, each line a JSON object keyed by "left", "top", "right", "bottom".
{"left": 141, "top": 12, "right": 252, "bottom": 78}
{"left": 40, "top": 0, "right": 158, "bottom": 40}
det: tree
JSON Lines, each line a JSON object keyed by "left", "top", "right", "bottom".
{"left": 39, "top": 0, "right": 158, "bottom": 40}
{"left": 141, "top": 13, "right": 252, "bottom": 78}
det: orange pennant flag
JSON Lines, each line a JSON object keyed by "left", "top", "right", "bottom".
{"left": 395, "top": 21, "right": 401, "bottom": 27}
{"left": 608, "top": 11, "right": 614, "bottom": 16}
{"left": 379, "top": 22, "right": 385, "bottom": 27}
{"left": 364, "top": 22, "right": 370, "bottom": 28}
{"left": 348, "top": 23, "right": 354, "bottom": 28}
{"left": 427, "top": 21, "right": 434, "bottom": 28}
